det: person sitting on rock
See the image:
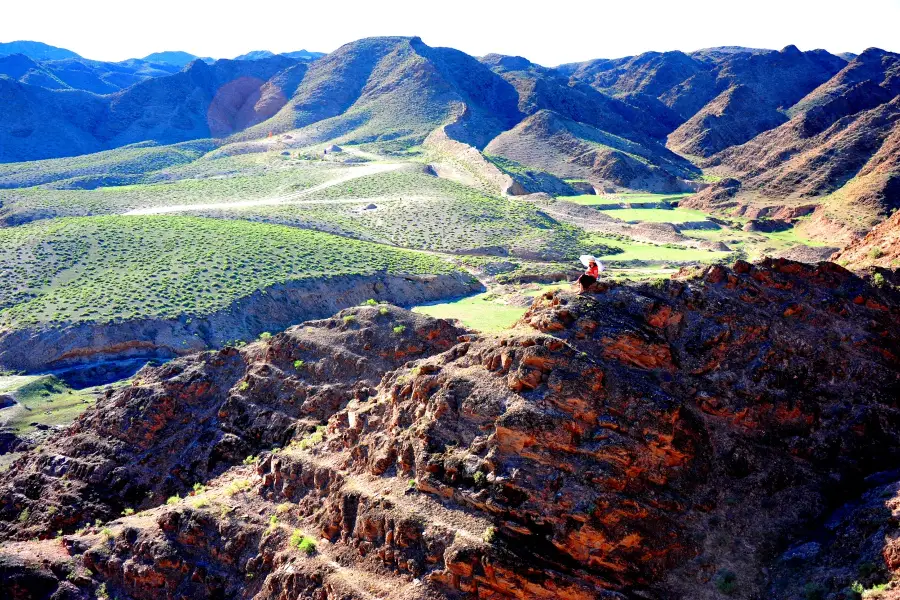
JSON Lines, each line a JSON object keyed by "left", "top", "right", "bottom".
{"left": 576, "top": 256, "right": 602, "bottom": 293}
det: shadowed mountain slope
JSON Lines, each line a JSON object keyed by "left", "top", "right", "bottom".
{"left": 483, "top": 53, "right": 672, "bottom": 140}
{"left": 0, "top": 53, "right": 181, "bottom": 94}
{"left": 560, "top": 46, "right": 846, "bottom": 146}
{"left": 0, "top": 56, "right": 299, "bottom": 162}
{"left": 485, "top": 109, "right": 699, "bottom": 192}
{"left": 667, "top": 84, "right": 788, "bottom": 157}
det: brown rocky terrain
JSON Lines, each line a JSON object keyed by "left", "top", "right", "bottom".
{"left": 685, "top": 50, "right": 900, "bottom": 243}
{"left": 831, "top": 209, "right": 900, "bottom": 269}
{"left": 3, "top": 259, "right": 900, "bottom": 599}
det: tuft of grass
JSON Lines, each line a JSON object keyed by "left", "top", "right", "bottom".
{"left": 166, "top": 495, "right": 180, "bottom": 506}
{"left": 293, "top": 359, "right": 304, "bottom": 369}
{"left": 364, "top": 298, "right": 378, "bottom": 306}
{"left": 17, "top": 508, "right": 30, "bottom": 523}
{"left": 258, "top": 331, "right": 272, "bottom": 341}
{"left": 342, "top": 314, "right": 357, "bottom": 325}
{"left": 96, "top": 582, "right": 110, "bottom": 600}
{"left": 227, "top": 478, "right": 252, "bottom": 496}
{"left": 392, "top": 325, "right": 406, "bottom": 335}
{"left": 714, "top": 569, "right": 738, "bottom": 595}
{"left": 243, "top": 455, "right": 257, "bottom": 466}
{"left": 192, "top": 482, "right": 207, "bottom": 494}
{"left": 379, "top": 306, "right": 390, "bottom": 316}
{"left": 289, "top": 530, "right": 317, "bottom": 555}
{"left": 121, "top": 508, "right": 135, "bottom": 516}
{"left": 483, "top": 526, "right": 498, "bottom": 544}
{"left": 296, "top": 426, "right": 326, "bottom": 450}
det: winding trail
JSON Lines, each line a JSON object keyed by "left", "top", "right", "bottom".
{"left": 124, "top": 161, "right": 403, "bottom": 216}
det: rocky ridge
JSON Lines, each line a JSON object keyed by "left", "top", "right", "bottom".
{"left": 2, "top": 259, "right": 900, "bottom": 599}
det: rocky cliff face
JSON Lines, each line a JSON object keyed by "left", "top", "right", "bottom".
{"left": 2, "top": 259, "right": 900, "bottom": 600}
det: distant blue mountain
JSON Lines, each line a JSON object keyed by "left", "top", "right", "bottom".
{"left": 0, "top": 53, "right": 181, "bottom": 94}
{"left": 233, "top": 50, "right": 276, "bottom": 61}
{"left": 0, "top": 54, "right": 299, "bottom": 162}
{"left": 0, "top": 40, "right": 80, "bottom": 61}
{"left": 234, "top": 49, "right": 325, "bottom": 61}
{"left": 281, "top": 49, "right": 326, "bottom": 60}
{"left": 141, "top": 51, "right": 215, "bottom": 67}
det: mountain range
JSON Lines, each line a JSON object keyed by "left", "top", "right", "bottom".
{"left": 1, "top": 36, "right": 898, "bottom": 242}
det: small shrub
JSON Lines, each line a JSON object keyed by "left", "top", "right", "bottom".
{"left": 483, "top": 526, "right": 497, "bottom": 544}
{"left": 408, "top": 478, "right": 416, "bottom": 489}
{"left": 101, "top": 528, "right": 113, "bottom": 540}
{"left": 96, "top": 582, "right": 110, "bottom": 600}
{"left": 343, "top": 315, "right": 356, "bottom": 325}
{"left": 364, "top": 298, "right": 378, "bottom": 306}
{"left": 379, "top": 307, "right": 390, "bottom": 316}
{"left": 243, "top": 455, "right": 257, "bottom": 466}
{"left": 238, "top": 380, "right": 250, "bottom": 392}
{"left": 259, "top": 331, "right": 272, "bottom": 341}
{"left": 190, "top": 497, "right": 210, "bottom": 509}
{"left": 17, "top": 508, "right": 30, "bottom": 523}
{"left": 166, "top": 495, "right": 180, "bottom": 505}
{"left": 393, "top": 325, "right": 406, "bottom": 335}
{"left": 297, "top": 426, "right": 326, "bottom": 450}
{"left": 269, "top": 515, "right": 279, "bottom": 528}
{"left": 873, "top": 273, "right": 886, "bottom": 288}
{"left": 192, "top": 482, "right": 206, "bottom": 494}
{"left": 714, "top": 569, "right": 738, "bottom": 595}
{"left": 870, "top": 248, "right": 884, "bottom": 260}
{"left": 293, "top": 359, "right": 304, "bottom": 369}
{"left": 121, "top": 508, "right": 135, "bottom": 516}
{"left": 276, "top": 502, "right": 292, "bottom": 514}
{"left": 47, "top": 505, "right": 57, "bottom": 515}
{"left": 289, "top": 530, "right": 317, "bottom": 555}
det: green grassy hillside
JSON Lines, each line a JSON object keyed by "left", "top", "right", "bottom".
{"left": 0, "top": 216, "right": 459, "bottom": 329}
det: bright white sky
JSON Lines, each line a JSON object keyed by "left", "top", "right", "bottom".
{"left": 3, "top": 0, "right": 898, "bottom": 65}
